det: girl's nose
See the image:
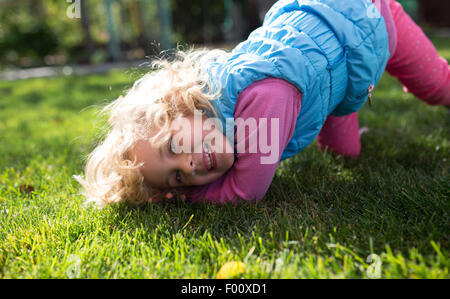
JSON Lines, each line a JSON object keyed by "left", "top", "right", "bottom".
{"left": 177, "top": 153, "right": 197, "bottom": 177}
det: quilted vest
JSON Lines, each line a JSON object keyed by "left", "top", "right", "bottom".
{"left": 204, "top": 0, "right": 390, "bottom": 161}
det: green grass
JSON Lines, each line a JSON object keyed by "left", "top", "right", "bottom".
{"left": 0, "top": 38, "right": 449, "bottom": 279}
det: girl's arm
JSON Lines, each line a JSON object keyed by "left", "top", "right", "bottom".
{"left": 184, "top": 78, "right": 303, "bottom": 204}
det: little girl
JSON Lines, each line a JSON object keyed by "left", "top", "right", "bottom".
{"left": 75, "top": 0, "right": 449, "bottom": 207}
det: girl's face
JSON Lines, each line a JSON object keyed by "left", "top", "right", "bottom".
{"left": 130, "top": 113, "right": 235, "bottom": 191}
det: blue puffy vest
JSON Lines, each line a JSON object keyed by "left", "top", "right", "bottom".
{"left": 205, "top": 0, "right": 390, "bottom": 161}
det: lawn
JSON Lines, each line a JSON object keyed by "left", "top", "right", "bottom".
{"left": 0, "top": 38, "right": 449, "bottom": 279}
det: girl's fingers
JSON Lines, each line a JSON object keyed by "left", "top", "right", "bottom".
{"left": 148, "top": 192, "right": 186, "bottom": 204}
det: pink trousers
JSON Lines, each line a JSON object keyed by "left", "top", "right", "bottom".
{"left": 317, "top": 0, "right": 450, "bottom": 157}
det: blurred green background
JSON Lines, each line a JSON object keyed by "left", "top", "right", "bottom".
{"left": 0, "top": 0, "right": 448, "bottom": 71}
{"left": 0, "top": 0, "right": 262, "bottom": 70}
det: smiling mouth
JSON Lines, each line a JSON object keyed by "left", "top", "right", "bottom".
{"left": 203, "top": 142, "right": 217, "bottom": 172}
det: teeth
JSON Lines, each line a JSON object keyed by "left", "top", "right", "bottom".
{"left": 204, "top": 142, "right": 213, "bottom": 170}
{"left": 203, "top": 142, "right": 211, "bottom": 154}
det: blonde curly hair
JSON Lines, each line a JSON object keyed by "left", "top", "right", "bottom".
{"left": 74, "top": 47, "right": 227, "bottom": 207}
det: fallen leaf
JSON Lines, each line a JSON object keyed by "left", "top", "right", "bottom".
{"left": 19, "top": 184, "right": 35, "bottom": 194}
{"left": 216, "top": 261, "right": 245, "bottom": 279}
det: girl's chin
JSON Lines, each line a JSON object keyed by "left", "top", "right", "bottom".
{"left": 221, "top": 152, "right": 235, "bottom": 170}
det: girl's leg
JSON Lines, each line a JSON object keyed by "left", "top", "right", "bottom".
{"left": 385, "top": 0, "right": 450, "bottom": 106}
{"left": 317, "top": 112, "right": 362, "bottom": 158}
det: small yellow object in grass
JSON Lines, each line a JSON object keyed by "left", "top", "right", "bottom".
{"left": 216, "top": 261, "right": 246, "bottom": 279}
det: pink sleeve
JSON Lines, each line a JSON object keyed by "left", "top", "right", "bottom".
{"left": 186, "top": 78, "right": 302, "bottom": 204}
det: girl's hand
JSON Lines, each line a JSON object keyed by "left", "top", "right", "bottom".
{"left": 147, "top": 191, "right": 187, "bottom": 203}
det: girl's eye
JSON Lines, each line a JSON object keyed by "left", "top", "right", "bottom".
{"left": 175, "top": 170, "right": 183, "bottom": 184}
